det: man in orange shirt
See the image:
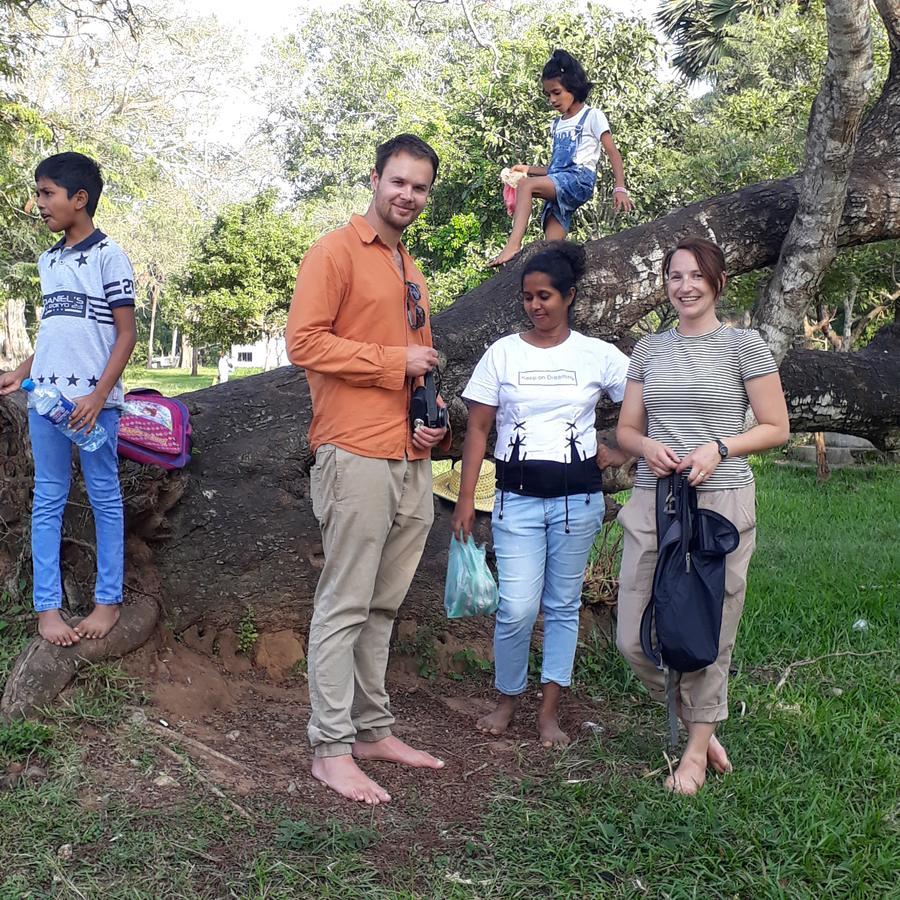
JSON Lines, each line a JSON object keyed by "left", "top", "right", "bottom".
{"left": 286, "top": 135, "right": 449, "bottom": 805}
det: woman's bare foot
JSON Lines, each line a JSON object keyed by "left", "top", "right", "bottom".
{"left": 665, "top": 752, "right": 707, "bottom": 795}
{"left": 488, "top": 242, "right": 522, "bottom": 268}
{"left": 706, "top": 734, "right": 733, "bottom": 774}
{"left": 74, "top": 603, "right": 121, "bottom": 639}
{"left": 311, "top": 755, "right": 391, "bottom": 804}
{"left": 537, "top": 683, "right": 570, "bottom": 748}
{"left": 37, "top": 610, "right": 80, "bottom": 647}
{"left": 538, "top": 713, "right": 570, "bottom": 749}
{"left": 476, "top": 694, "right": 518, "bottom": 735}
{"left": 352, "top": 735, "right": 444, "bottom": 769}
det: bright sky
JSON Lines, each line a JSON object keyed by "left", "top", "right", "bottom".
{"left": 186, "top": 0, "right": 658, "bottom": 41}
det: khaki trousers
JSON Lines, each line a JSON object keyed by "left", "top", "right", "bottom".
{"left": 615, "top": 485, "right": 757, "bottom": 723}
{"left": 307, "top": 445, "right": 434, "bottom": 757}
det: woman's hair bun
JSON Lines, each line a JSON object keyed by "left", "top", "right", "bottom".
{"left": 521, "top": 240, "right": 586, "bottom": 294}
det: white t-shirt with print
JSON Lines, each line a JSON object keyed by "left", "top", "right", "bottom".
{"left": 552, "top": 106, "right": 611, "bottom": 170}
{"left": 462, "top": 331, "right": 629, "bottom": 465}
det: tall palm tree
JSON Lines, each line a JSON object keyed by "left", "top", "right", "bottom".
{"left": 657, "top": 0, "right": 788, "bottom": 81}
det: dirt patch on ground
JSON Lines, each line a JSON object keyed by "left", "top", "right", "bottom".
{"left": 91, "top": 630, "right": 617, "bottom": 872}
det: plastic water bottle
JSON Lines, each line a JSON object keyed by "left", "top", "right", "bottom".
{"left": 21, "top": 378, "right": 108, "bottom": 451}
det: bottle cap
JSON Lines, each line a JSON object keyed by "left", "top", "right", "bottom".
{"left": 21, "top": 378, "right": 35, "bottom": 392}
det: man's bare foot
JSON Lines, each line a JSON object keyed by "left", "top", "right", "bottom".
{"left": 706, "top": 734, "right": 733, "bottom": 774}
{"left": 665, "top": 752, "right": 707, "bottom": 795}
{"left": 488, "top": 242, "right": 522, "bottom": 268}
{"left": 37, "top": 609, "right": 80, "bottom": 647}
{"left": 74, "top": 603, "right": 121, "bottom": 639}
{"left": 476, "top": 694, "right": 518, "bottom": 736}
{"left": 352, "top": 735, "right": 444, "bottom": 769}
{"left": 311, "top": 755, "right": 391, "bottom": 804}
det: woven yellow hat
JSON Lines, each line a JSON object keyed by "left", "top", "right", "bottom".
{"left": 432, "top": 460, "right": 496, "bottom": 513}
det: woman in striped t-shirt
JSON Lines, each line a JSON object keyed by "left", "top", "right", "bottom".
{"left": 615, "top": 237, "right": 789, "bottom": 795}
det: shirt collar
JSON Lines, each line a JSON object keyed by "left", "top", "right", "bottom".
{"left": 349, "top": 214, "right": 409, "bottom": 259}
{"left": 49, "top": 228, "right": 107, "bottom": 253}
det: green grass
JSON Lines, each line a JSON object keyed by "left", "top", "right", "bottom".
{"left": 442, "top": 459, "right": 900, "bottom": 898}
{"left": 0, "top": 459, "right": 897, "bottom": 897}
{"left": 122, "top": 364, "right": 263, "bottom": 396}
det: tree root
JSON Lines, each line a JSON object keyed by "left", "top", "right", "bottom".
{"left": 155, "top": 742, "right": 255, "bottom": 821}
{"left": 0, "top": 593, "right": 160, "bottom": 719}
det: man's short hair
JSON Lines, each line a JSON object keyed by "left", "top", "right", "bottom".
{"left": 34, "top": 152, "right": 104, "bottom": 216}
{"left": 374, "top": 134, "right": 439, "bottom": 184}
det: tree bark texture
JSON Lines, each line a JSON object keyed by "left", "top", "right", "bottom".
{"left": 147, "top": 282, "right": 159, "bottom": 368}
{"left": 0, "top": 298, "right": 33, "bottom": 369}
{"left": 753, "top": 0, "right": 874, "bottom": 362}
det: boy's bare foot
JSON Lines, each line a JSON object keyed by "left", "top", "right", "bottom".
{"left": 37, "top": 609, "right": 80, "bottom": 647}
{"left": 74, "top": 603, "right": 121, "bottom": 639}
{"left": 665, "top": 752, "right": 707, "bottom": 795}
{"left": 352, "top": 736, "right": 444, "bottom": 769}
{"left": 476, "top": 694, "right": 518, "bottom": 735}
{"left": 706, "top": 733, "right": 733, "bottom": 774}
{"left": 488, "top": 242, "right": 522, "bottom": 268}
{"left": 311, "top": 755, "right": 391, "bottom": 804}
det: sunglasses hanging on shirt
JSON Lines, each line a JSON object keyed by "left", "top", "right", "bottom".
{"left": 406, "top": 281, "right": 426, "bottom": 330}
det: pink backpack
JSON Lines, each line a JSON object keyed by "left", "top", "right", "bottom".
{"left": 117, "top": 389, "right": 192, "bottom": 470}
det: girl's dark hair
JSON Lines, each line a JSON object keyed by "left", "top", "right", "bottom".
{"left": 662, "top": 237, "right": 727, "bottom": 297}
{"left": 522, "top": 240, "right": 586, "bottom": 308}
{"left": 542, "top": 50, "right": 593, "bottom": 103}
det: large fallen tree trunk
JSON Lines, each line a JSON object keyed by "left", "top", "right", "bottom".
{"left": 1, "top": 1, "right": 898, "bottom": 715}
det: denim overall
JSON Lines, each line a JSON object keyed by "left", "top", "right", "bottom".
{"left": 541, "top": 107, "right": 597, "bottom": 232}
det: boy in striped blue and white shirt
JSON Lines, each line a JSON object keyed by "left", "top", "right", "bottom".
{"left": 0, "top": 152, "right": 137, "bottom": 647}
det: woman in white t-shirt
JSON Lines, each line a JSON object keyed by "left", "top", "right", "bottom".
{"left": 451, "top": 242, "right": 629, "bottom": 747}
{"left": 489, "top": 50, "right": 633, "bottom": 268}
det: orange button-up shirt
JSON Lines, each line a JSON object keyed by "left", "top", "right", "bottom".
{"left": 286, "top": 215, "right": 444, "bottom": 460}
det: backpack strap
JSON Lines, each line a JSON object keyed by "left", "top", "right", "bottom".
{"left": 665, "top": 666, "right": 680, "bottom": 752}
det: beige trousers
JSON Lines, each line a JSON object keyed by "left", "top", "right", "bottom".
{"left": 307, "top": 445, "right": 434, "bottom": 757}
{"left": 616, "top": 485, "right": 757, "bottom": 723}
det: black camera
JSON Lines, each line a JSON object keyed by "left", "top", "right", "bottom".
{"left": 410, "top": 369, "right": 447, "bottom": 432}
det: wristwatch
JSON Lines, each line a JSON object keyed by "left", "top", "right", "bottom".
{"left": 715, "top": 438, "right": 729, "bottom": 459}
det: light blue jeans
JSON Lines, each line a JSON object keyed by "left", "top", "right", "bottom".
{"left": 29, "top": 409, "right": 123, "bottom": 613}
{"left": 491, "top": 491, "right": 605, "bottom": 695}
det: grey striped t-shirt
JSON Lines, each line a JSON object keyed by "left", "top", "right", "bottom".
{"left": 626, "top": 324, "right": 778, "bottom": 491}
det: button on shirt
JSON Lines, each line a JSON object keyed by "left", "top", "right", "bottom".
{"left": 285, "top": 215, "right": 445, "bottom": 460}
{"left": 32, "top": 228, "right": 136, "bottom": 408}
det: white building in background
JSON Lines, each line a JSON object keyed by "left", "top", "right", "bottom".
{"left": 229, "top": 335, "right": 288, "bottom": 370}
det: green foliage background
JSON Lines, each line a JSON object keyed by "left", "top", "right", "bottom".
{"left": 0, "top": 0, "right": 895, "bottom": 355}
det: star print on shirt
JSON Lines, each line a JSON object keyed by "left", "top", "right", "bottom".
{"left": 49, "top": 257, "right": 57, "bottom": 268}
{"left": 87, "top": 376, "right": 99, "bottom": 387}
{"left": 97, "top": 241, "right": 108, "bottom": 250}
{"left": 48, "top": 373, "right": 58, "bottom": 385}
{"left": 67, "top": 374, "right": 79, "bottom": 386}
{"left": 76, "top": 254, "right": 88, "bottom": 267}
{"left": 38, "top": 375, "right": 45, "bottom": 384}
